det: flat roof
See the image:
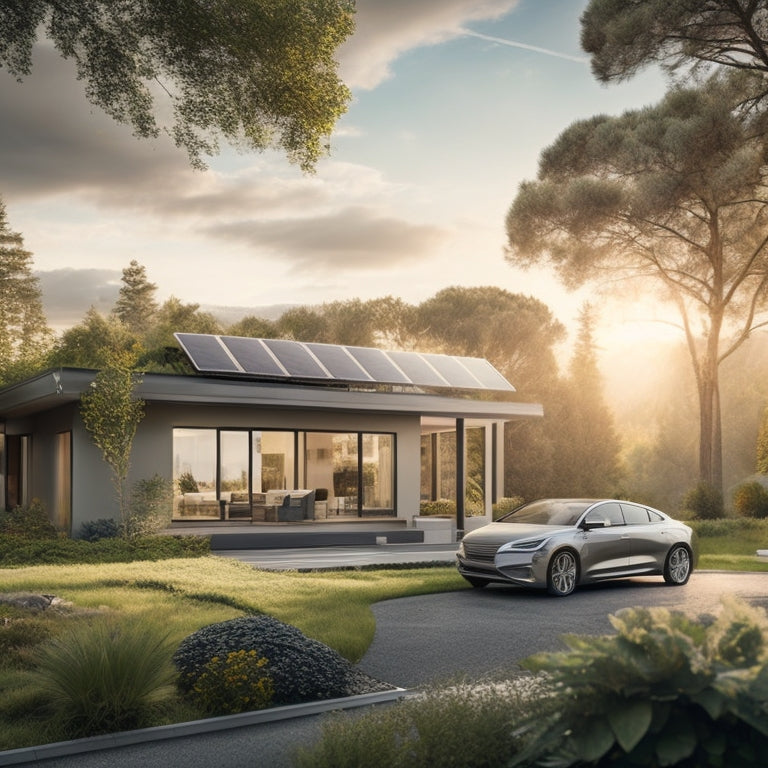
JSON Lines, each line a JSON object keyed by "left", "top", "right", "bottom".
{"left": 0, "top": 368, "right": 543, "bottom": 422}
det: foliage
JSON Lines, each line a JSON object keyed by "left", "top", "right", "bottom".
{"left": 581, "top": 0, "right": 768, "bottom": 85}
{"left": 0, "top": 0, "right": 355, "bottom": 171}
{"left": 682, "top": 482, "right": 725, "bottom": 520}
{"left": 0, "top": 499, "right": 60, "bottom": 539}
{"left": 418, "top": 499, "right": 456, "bottom": 516}
{"left": 492, "top": 496, "right": 525, "bottom": 519}
{"left": 123, "top": 474, "right": 174, "bottom": 538}
{"left": 112, "top": 260, "right": 158, "bottom": 337}
{"left": 187, "top": 649, "right": 274, "bottom": 716}
{"left": 295, "top": 679, "right": 540, "bottom": 768}
{"left": 80, "top": 347, "right": 145, "bottom": 522}
{"left": 143, "top": 296, "right": 222, "bottom": 352}
{"left": 757, "top": 407, "right": 768, "bottom": 474}
{"left": 0, "top": 534, "right": 210, "bottom": 566}
{"left": 514, "top": 598, "right": 768, "bottom": 767}
{"left": 77, "top": 518, "right": 120, "bottom": 541}
{"left": 34, "top": 616, "right": 175, "bottom": 737}
{"left": 173, "top": 615, "right": 358, "bottom": 705}
{"left": 732, "top": 482, "right": 768, "bottom": 520}
{"left": 0, "top": 199, "right": 52, "bottom": 385}
{"left": 507, "top": 72, "right": 768, "bottom": 493}
{"left": 47, "top": 308, "right": 142, "bottom": 369}
{"left": 176, "top": 471, "right": 199, "bottom": 495}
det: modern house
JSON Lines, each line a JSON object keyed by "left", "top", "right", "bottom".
{"left": 0, "top": 335, "right": 542, "bottom": 543}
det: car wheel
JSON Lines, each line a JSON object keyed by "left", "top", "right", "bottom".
{"left": 547, "top": 550, "right": 577, "bottom": 596}
{"left": 663, "top": 544, "right": 692, "bottom": 585}
{"left": 462, "top": 575, "right": 489, "bottom": 589}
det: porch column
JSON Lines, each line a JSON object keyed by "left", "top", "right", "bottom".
{"left": 456, "top": 417, "right": 465, "bottom": 536}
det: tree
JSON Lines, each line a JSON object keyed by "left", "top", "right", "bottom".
{"left": 113, "top": 260, "right": 158, "bottom": 337}
{"left": 411, "top": 286, "right": 565, "bottom": 397}
{"left": 581, "top": 0, "right": 768, "bottom": 87}
{"left": 0, "top": 0, "right": 355, "bottom": 171}
{"left": 757, "top": 406, "right": 768, "bottom": 475}
{"left": 0, "top": 199, "right": 52, "bottom": 384}
{"left": 144, "top": 296, "right": 222, "bottom": 352}
{"left": 48, "top": 307, "right": 139, "bottom": 368}
{"left": 506, "top": 73, "right": 768, "bottom": 493}
{"left": 548, "top": 304, "right": 623, "bottom": 496}
{"left": 80, "top": 346, "right": 145, "bottom": 524}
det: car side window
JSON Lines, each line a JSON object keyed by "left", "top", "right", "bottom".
{"left": 585, "top": 502, "right": 624, "bottom": 527}
{"left": 620, "top": 503, "right": 651, "bottom": 525}
{"left": 648, "top": 510, "right": 664, "bottom": 522}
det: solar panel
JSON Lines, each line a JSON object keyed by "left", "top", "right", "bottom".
{"left": 306, "top": 343, "right": 373, "bottom": 382}
{"left": 174, "top": 333, "right": 515, "bottom": 391}
{"left": 176, "top": 333, "right": 241, "bottom": 373}
{"left": 421, "top": 354, "right": 482, "bottom": 389}
{"left": 262, "top": 339, "right": 329, "bottom": 379}
{"left": 346, "top": 346, "right": 411, "bottom": 384}
{"left": 387, "top": 350, "right": 449, "bottom": 388}
{"left": 458, "top": 356, "right": 515, "bottom": 391}
{"left": 221, "top": 336, "right": 285, "bottom": 377}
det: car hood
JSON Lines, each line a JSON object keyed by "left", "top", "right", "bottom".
{"left": 463, "top": 522, "right": 572, "bottom": 547}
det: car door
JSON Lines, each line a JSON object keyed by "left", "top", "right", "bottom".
{"left": 579, "top": 502, "right": 631, "bottom": 579}
{"left": 621, "top": 503, "right": 670, "bottom": 571}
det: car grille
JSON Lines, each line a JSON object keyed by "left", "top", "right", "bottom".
{"left": 462, "top": 540, "right": 500, "bottom": 563}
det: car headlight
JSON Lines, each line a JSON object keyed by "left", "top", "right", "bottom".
{"left": 498, "top": 538, "right": 548, "bottom": 553}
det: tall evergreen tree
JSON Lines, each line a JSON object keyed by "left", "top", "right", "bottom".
{"left": 0, "top": 199, "right": 52, "bottom": 384}
{"left": 549, "top": 304, "right": 623, "bottom": 496}
{"left": 113, "top": 260, "right": 158, "bottom": 337}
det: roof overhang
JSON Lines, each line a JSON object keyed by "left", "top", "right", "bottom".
{"left": 0, "top": 369, "right": 543, "bottom": 422}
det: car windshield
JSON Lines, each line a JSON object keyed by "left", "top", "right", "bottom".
{"left": 499, "top": 499, "right": 595, "bottom": 527}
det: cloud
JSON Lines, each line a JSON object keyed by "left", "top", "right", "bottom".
{"left": 205, "top": 206, "right": 447, "bottom": 271}
{"left": 36, "top": 268, "right": 121, "bottom": 328}
{"left": 339, "top": 0, "right": 520, "bottom": 89}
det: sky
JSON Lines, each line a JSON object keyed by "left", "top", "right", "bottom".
{"left": 0, "top": 0, "right": 673, "bottom": 355}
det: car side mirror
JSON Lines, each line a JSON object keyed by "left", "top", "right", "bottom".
{"left": 582, "top": 519, "right": 606, "bottom": 531}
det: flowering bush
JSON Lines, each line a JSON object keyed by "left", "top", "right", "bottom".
{"left": 173, "top": 615, "right": 356, "bottom": 706}
{"left": 189, "top": 649, "right": 274, "bottom": 715}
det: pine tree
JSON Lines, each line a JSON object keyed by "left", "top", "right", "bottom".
{"left": 550, "top": 304, "right": 623, "bottom": 496}
{"left": 0, "top": 200, "right": 52, "bottom": 384}
{"left": 113, "top": 260, "right": 159, "bottom": 337}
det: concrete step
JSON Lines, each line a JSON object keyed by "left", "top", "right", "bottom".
{"left": 209, "top": 529, "right": 424, "bottom": 550}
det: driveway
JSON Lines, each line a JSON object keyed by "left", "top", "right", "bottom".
{"left": 25, "top": 570, "right": 768, "bottom": 768}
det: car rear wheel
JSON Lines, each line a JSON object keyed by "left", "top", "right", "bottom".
{"left": 547, "top": 550, "right": 577, "bottom": 596}
{"left": 462, "top": 575, "right": 489, "bottom": 589}
{"left": 663, "top": 544, "right": 691, "bottom": 585}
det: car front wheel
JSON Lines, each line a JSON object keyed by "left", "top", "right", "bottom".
{"left": 663, "top": 544, "right": 691, "bottom": 585}
{"left": 547, "top": 550, "right": 577, "bottom": 596}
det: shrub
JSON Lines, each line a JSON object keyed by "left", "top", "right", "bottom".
{"left": 177, "top": 471, "right": 199, "bottom": 495}
{"left": 78, "top": 518, "right": 120, "bottom": 541}
{"left": 295, "top": 679, "right": 542, "bottom": 768}
{"left": 0, "top": 534, "right": 210, "bottom": 566}
{"left": 34, "top": 616, "right": 175, "bottom": 737}
{"left": 189, "top": 649, "right": 274, "bottom": 715}
{"left": 514, "top": 597, "right": 768, "bottom": 767}
{"left": 681, "top": 481, "right": 724, "bottom": 519}
{"left": 418, "top": 499, "right": 456, "bottom": 516}
{"left": 733, "top": 481, "right": 768, "bottom": 519}
{"left": 0, "top": 500, "right": 59, "bottom": 539}
{"left": 173, "top": 615, "right": 357, "bottom": 706}
{"left": 492, "top": 496, "right": 525, "bottom": 520}
{"left": 122, "top": 474, "right": 174, "bottom": 538}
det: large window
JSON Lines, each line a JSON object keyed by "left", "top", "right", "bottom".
{"left": 173, "top": 427, "right": 394, "bottom": 520}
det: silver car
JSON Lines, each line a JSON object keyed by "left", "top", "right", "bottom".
{"left": 456, "top": 498, "right": 696, "bottom": 596}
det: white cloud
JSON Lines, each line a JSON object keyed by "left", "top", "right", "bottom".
{"left": 338, "top": 0, "right": 520, "bottom": 89}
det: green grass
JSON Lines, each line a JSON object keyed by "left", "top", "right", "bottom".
{"left": 0, "top": 522, "right": 766, "bottom": 753}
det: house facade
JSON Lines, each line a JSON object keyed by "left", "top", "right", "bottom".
{"left": 0, "top": 338, "right": 543, "bottom": 538}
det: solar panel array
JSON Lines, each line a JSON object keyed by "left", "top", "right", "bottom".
{"left": 174, "top": 333, "right": 515, "bottom": 392}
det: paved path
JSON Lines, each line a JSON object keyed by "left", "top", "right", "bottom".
{"left": 11, "top": 562, "right": 768, "bottom": 768}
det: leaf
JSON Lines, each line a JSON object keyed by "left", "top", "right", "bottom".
{"left": 655, "top": 718, "right": 697, "bottom": 766}
{"left": 609, "top": 699, "right": 653, "bottom": 752}
{"left": 691, "top": 687, "right": 726, "bottom": 719}
{"left": 570, "top": 719, "right": 615, "bottom": 762}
